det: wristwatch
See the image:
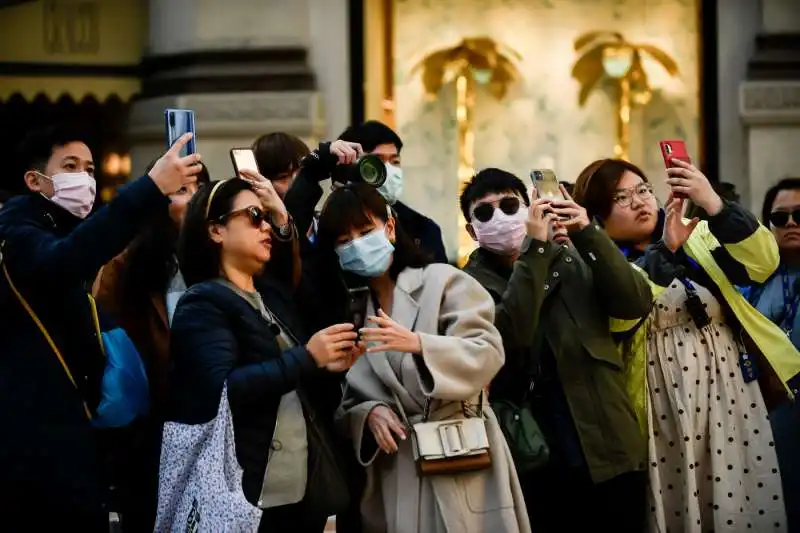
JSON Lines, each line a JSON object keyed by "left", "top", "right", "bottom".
{"left": 274, "top": 216, "right": 294, "bottom": 241}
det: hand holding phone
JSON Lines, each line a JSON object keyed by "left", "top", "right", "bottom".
{"left": 230, "top": 148, "right": 260, "bottom": 176}
{"left": 347, "top": 287, "right": 370, "bottom": 339}
{"left": 165, "top": 109, "right": 197, "bottom": 157}
{"left": 530, "top": 169, "right": 565, "bottom": 201}
{"left": 659, "top": 140, "right": 691, "bottom": 199}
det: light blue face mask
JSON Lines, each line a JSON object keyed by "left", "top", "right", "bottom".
{"left": 335, "top": 228, "right": 395, "bottom": 278}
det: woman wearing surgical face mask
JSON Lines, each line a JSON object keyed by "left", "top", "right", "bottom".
{"left": 316, "top": 183, "right": 531, "bottom": 533}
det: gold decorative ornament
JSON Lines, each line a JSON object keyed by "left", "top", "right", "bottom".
{"left": 572, "top": 31, "right": 679, "bottom": 160}
{"left": 411, "top": 37, "right": 521, "bottom": 264}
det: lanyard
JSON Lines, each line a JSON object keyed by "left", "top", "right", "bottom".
{"left": 781, "top": 267, "right": 800, "bottom": 335}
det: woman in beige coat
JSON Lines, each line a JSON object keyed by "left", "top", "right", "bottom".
{"left": 314, "top": 184, "right": 530, "bottom": 533}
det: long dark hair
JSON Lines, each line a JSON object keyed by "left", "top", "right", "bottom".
{"left": 178, "top": 178, "right": 254, "bottom": 287}
{"left": 317, "top": 183, "right": 431, "bottom": 280}
{"left": 117, "top": 162, "right": 210, "bottom": 302}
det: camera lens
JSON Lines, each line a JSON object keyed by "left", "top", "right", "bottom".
{"left": 357, "top": 155, "right": 387, "bottom": 188}
{"left": 533, "top": 171, "right": 543, "bottom": 180}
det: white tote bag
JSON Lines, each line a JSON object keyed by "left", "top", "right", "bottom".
{"left": 155, "top": 386, "right": 262, "bottom": 532}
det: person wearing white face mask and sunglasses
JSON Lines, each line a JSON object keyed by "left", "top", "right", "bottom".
{"left": 460, "top": 168, "right": 653, "bottom": 533}
{"left": 0, "top": 125, "right": 202, "bottom": 530}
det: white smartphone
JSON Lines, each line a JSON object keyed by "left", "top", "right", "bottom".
{"left": 230, "top": 148, "right": 260, "bottom": 175}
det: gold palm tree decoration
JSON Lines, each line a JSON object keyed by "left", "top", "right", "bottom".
{"left": 572, "top": 31, "right": 679, "bottom": 160}
{"left": 411, "top": 37, "right": 522, "bottom": 264}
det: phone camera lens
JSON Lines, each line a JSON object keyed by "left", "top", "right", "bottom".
{"left": 533, "top": 171, "right": 543, "bottom": 180}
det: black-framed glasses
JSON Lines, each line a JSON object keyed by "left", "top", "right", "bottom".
{"left": 217, "top": 206, "right": 269, "bottom": 227}
{"left": 612, "top": 183, "right": 654, "bottom": 207}
{"left": 769, "top": 209, "right": 800, "bottom": 228}
{"left": 472, "top": 197, "right": 522, "bottom": 223}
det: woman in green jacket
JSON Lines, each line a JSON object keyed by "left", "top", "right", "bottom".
{"left": 574, "top": 157, "right": 800, "bottom": 533}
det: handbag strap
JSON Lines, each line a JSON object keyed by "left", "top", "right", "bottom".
{"left": 391, "top": 389, "right": 484, "bottom": 427}
{"left": 0, "top": 242, "right": 94, "bottom": 420}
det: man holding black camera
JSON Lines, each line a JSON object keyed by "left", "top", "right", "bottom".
{"left": 459, "top": 168, "right": 653, "bottom": 533}
{"left": 284, "top": 120, "right": 447, "bottom": 263}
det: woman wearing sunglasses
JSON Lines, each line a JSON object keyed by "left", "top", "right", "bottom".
{"left": 573, "top": 158, "right": 799, "bottom": 533}
{"left": 743, "top": 178, "right": 800, "bottom": 533}
{"left": 164, "top": 177, "right": 361, "bottom": 532}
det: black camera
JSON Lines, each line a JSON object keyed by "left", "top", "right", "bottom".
{"left": 331, "top": 154, "right": 387, "bottom": 187}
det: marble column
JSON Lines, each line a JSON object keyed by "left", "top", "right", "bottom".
{"left": 739, "top": 0, "right": 800, "bottom": 215}
{"left": 129, "top": 0, "right": 350, "bottom": 180}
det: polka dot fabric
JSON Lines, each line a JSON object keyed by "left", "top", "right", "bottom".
{"left": 646, "top": 282, "right": 786, "bottom": 533}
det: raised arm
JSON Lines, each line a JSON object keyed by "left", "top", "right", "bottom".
{"left": 570, "top": 223, "right": 653, "bottom": 320}
{"left": 2, "top": 133, "right": 200, "bottom": 288}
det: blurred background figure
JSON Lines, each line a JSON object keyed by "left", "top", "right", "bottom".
{"left": 252, "top": 132, "right": 311, "bottom": 199}
{"left": 743, "top": 177, "right": 800, "bottom": 533}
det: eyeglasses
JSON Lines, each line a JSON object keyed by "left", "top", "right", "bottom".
{"left": 472, "top": 197, "right": 522, "bottom": 223}
{"left": 612, "top": 183, "right": 654, "bottom": 207}
{"left": 216, "top": 206, "right": 269, "bottom": 227}
{"left": 769, "top": 209, "right": 800, "bottom": 228}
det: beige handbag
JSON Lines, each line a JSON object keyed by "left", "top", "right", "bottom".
{"left": 394, "top": 392, "right": 492, "bottom": 476}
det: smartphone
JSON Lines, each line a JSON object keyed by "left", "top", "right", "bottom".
{"left": 659, "top": 140, "right": 691, "bottom": 199}
{"left": 230, "top": 148, "right": 260, "bottom": 176}
{"left": 530, "top": 169, "right": 565, "bottom": 201}
{"left": 347, "top": 287, "right": 370, "bottom": 338}
{"left": 164, "top": 108, "right": 196, "bottom": 157}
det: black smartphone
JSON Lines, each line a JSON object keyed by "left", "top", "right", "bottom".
{"left": 347, "top": 287, "right": 370, "bottom": 338}
{"left": 164, "top": 108, "right": 197, "bottom": 157}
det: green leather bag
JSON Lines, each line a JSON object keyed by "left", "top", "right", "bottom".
{"left": 492, "top": 399, "right": 550, "bottom": 474}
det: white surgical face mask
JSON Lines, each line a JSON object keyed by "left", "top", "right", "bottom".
{"left": 471, "top": 206, "right": 528, "bottom": 255}
{"left": 377, "top": 163, "right": 403, "bottom": 205}
{"left": 37, "top": 171, "right": 97, "bottom": 219}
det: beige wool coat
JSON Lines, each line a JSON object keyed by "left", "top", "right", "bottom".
{"left": 337, "top": 264, "right": 531, "bottom": 533}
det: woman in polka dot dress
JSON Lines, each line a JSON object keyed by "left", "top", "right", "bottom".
{"left": 573, "top": 158, "right": 800, "bottom": 533}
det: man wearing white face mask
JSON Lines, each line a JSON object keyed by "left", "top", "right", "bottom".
{"left": 0, "top": 125, "right": 201, "bottom": 529}
{"left": 460, "top": 168, "right": 654, "bottom": 533}
{"left": 284, "top": 121, "right": 448, "bottom": 264}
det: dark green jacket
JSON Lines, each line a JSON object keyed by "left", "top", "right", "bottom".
{"left": 463, "top": 223, "right": 652, "bottom": 483}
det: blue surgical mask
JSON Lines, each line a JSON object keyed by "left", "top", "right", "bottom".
{"left": 335, "top": 228, "right": 395, "bottom": 277}
{"left": 377, "top": 163, "right": 403, "bottom": 205}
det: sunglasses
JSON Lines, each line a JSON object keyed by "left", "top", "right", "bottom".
{"left": 472, "top": 197, "right": 522, "bottom": 223}
{"left": 769, "top": 209, "right": 800, "bottom": 228}
{"left": 217, "top": 206, "right": 270, "bottom": 227}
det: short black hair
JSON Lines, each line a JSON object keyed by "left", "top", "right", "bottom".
{"left": 337, "top": 121, "right": 403, "bottom": 153}
{"left": 251, "top": 132, "right": 310, "bottom": 180}
{"left": 459, "top": 168, "right": 530, "bottom": 220}
{"left": 317, "top": 183, "right": 430, "bottom": 280}
{"left": 13, "top": 125, "right": 88, "bottom": 193}
{"left": 178, "top": 178, "right": 253, "bottom": 287}
{"left": 762, "top": 178, "right": 800, "bottom": 225}
{"left": 17, "top": 125, "right": 88, "bottom": 173}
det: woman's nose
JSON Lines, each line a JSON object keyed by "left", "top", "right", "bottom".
{"left": 260, "top": 219, "right": 272, "bottom": 233}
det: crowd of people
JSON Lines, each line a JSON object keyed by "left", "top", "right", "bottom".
{"left": 0, "top": 118, "right": 798, "bottom": 533}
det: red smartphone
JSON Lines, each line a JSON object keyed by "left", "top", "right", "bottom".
{"left": 659, "top": 140, "right": 691, "bottom": 199}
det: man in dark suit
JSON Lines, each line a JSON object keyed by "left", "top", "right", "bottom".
{"left": 284, "top": 120, "right": 447, "bottom": 263}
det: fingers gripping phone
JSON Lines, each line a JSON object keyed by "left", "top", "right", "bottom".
{"left": 230, "top": 148, "right": 260, "bottom": 176}
{"left": 164, "top": 108, "right": 197, "bottom": 157}
{"left": 347, "top": 287, "right": 370, "bottom": 340}
{"left": 659, "top": 140, "right": 691, "bottom": 199}
{"left": 530, "top": 169, "right": 565, "bottom": 201}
